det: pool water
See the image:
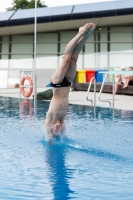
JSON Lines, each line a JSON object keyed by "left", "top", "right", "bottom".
{"left": 0, "top": 97, "right": 133, "bottom": 200}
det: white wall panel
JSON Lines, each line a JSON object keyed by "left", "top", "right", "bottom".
{"left": 9, "top": 58, "right": 33, "bottom": 69}
{"left": 111, "top": 43, "right": 132, "bottom": 51}
{"left": 77, "top": 54, "right": 83, "bottom": 69}
{"left": 36, "top": 56, "right": 58, "bottom": 69}
{"left": 0, "top": 60, "right": 9, "bottom": 68}
{"left": 84, "top": 53, "right": 95, "bottom": 69}
{"left": 85, "top": 34, "right": 94, "bottom": 53}
{"left": 10, "top": 35, "right": 33, "bottom": 68}
{"left": 101, "top": 43, "right": 107, "bottom": 52}
{"left": 1, "top": 36, "right": 9, "bottom": 66}
{"left": 100, "top": 27, "right": 107, "bottom": 41}
{"left": 110, "top": 27, "right": 132, "bottom": 51}
{"left": 0, "top": 70, "right": 8, "bottom": 88}
{"left": 8, "top": 78, "right": 19, "bottom": 86}
{"left": 99, "top": 53, "right": 108, "bottom": 68}
{"left": 109, "top": 51, "right": 133, "bottom": 67}
{"left": 37, "top": 33, "right": 58, "bottom": 54}
{"left": 12, "top": 35, "right": 33, "bottom": 59}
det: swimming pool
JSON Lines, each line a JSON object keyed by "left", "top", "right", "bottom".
{"left": 0, "top": 96, "right": 133, "bottom": 200}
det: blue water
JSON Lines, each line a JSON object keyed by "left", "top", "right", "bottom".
{"left": 0, "top": 97, "right": 133, "bottom": 200}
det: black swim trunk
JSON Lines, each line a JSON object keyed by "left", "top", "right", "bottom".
{"left": 129, "top": 79, "right": 133, "bottom": 86}
{"left": 51, "top": 77, "right": 71, "bottom": 88}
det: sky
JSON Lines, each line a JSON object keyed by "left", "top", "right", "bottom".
{"left": 0, "top": 0, "right": 115, "bottom": 12}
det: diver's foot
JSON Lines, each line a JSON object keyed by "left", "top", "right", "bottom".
{"left": 79, "top": 23, "right": 92, "bottom": 36}
{"left": 86, "top": 23, "right": 96, "bottom": 36}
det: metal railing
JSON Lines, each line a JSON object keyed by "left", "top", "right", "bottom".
{"left": 86, "top": 77, "right": 96, "bottom": 107}
{"left": 98, "top": 73, "right": 111, "bottom": 108}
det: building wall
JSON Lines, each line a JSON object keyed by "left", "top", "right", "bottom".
{"left": 0, "top": 25, "right": 133, "bottom": 88}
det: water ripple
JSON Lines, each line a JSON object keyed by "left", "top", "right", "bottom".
{"left": 0, "top": 97, "right": 133, "bottom": 199}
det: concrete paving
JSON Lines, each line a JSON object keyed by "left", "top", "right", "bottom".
{"left": 0, "top": 88, "right": 133, "bottom": 111}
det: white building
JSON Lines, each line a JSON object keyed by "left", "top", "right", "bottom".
{"left": 0, "top": 0, "right": 133, "bottom": 88}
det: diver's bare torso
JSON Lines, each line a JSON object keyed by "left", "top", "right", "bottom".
{"left": 45, "top": 87, "right": 70, "bottom": 126}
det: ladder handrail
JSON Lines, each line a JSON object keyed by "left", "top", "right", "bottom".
{"left": 86, "top": 77, "right": 96, "bottom": 107}
{"left": 98, "top": 73, "right": 111, "bottom": 108}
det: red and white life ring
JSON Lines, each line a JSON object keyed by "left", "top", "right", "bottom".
{"left": 20, "top": 75, "right": 33, "bottom": 98}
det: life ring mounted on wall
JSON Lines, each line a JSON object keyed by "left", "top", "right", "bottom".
{"left": 20, "top": 75, "right": 33, "bottom": 98}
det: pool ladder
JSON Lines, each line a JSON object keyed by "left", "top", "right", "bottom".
{"left": 98, "top": 73, "right": 111, "bottom": 108}
{"left": 86, "top": 77, "right": 96, "bottom": 107}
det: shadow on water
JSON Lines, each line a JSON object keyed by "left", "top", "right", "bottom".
{"left": 66, "top": 139, "right": 132, "bottom": 163}
{"left": 43, "top": 141, "right": 74, "bottom": 200}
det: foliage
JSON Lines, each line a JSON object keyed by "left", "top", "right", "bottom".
{"left": 6, "top": 0, "right": 47, "bottom": 11}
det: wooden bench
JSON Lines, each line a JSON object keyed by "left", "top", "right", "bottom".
{"left": 74, "top": 82, "right": 133, "bottom": 95}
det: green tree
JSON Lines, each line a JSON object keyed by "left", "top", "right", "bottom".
{"left": 7, "top": 0, "right": 47, "bottom": 11}
{"left": 29, "top": 0, "right": 46, "bottom": 8}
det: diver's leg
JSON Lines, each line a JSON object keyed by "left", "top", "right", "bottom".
{"left": 51, "top": 23, "right": 92, "bottom": 84}
{"left": 65, "top": 23, "right": 96, "bottom": 82}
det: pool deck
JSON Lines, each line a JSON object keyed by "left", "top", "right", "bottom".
{"left": 0, "top": 88, "right": 133, "bottom": 111}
